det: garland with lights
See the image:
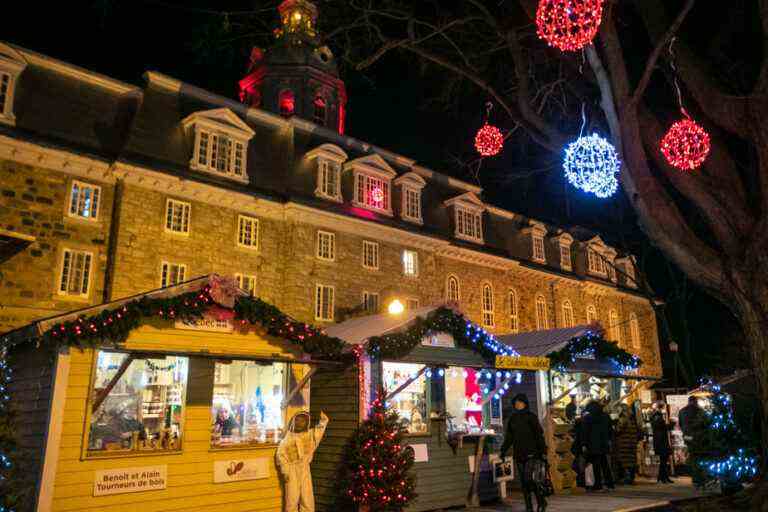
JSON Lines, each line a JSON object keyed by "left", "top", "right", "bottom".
{"left": 563, "top": 133, "right": 620, "bottom": 198}
{"left": 366, "top": 307, "right": 517, "bottom": 362}
{"left": 687, "top": 379, "right": 760, "bottom": 492}
{"left": 536, "top": 0, "right": 604, "bottom": 52}
{"left": 546, "top": 330, "right": 641, "bottom": 373}
{"left": 339, "top": 392, "right": 416, "bottom": 511}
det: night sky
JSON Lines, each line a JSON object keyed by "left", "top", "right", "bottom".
{"left": 4, "top": 0, "right": 744, "bottom": 383}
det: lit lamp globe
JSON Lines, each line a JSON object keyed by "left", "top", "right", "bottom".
{"left": 388, "top": 299, "right": 405, "bottom": 315}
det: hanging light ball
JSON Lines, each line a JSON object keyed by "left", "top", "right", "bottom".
{"left": 660, "top": 111, "right": 711, "bottom": 171}
{"left": 563, "top": 133, "right": 620, "bottom": 198}
{"left": 474, "top": 122, "right": 504, "bottom": 157}
{"left": 536, "top": 0, "right": 604, "bottom": 52}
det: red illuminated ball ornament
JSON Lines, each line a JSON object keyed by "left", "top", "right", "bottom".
{"left": 660, "top": 111, "right": 711, "bottom": 171}
{"left": 474, "top": 123, "right": 504, "bottom": 157}
{"left": 536, "top": 0, "right": 604, "bottom": 52}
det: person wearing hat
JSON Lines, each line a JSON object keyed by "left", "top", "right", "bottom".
{"left": 277, "top": 411, "right": 329, "bottom": 512}
{"left": 501, "top": 393, "right": 548, "bottom": 512}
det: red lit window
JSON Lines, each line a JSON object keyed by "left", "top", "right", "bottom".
{"left": 279, "top": 90, "right": 295, "bottom": 116}
{"left": 313, "top": 96, "right": 327, "bottom": 125}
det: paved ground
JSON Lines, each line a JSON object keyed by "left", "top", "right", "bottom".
{"left": 473, "top": 477, "right": 710, "bottom": 512}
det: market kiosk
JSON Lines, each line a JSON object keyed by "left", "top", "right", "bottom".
{"left": 2, "top": 275, "right": 332, "bottom": 512}
{"left": 314, "top": 305, "right": 540, "bottom": 511}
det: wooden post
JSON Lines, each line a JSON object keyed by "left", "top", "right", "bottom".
{"left": 281, "top": 365, "right": 316, "bottom": 409}
{"left": 466, "top": 435, "right": 487, "bottom": 508}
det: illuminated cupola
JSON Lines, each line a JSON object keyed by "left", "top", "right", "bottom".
{"left": 238, "top": 0, "right": 348, "bottom": 134}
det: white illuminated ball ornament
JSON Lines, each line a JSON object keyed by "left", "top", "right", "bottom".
{"left": 563, "top": 133, "right": 620, "bottom": 198}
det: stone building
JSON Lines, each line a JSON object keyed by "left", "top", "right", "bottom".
{"left": 0, "top": 1, "right": 660, "bottom": 378}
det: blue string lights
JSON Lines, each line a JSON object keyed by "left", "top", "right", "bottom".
{"left": 547, "top": 330, "right": 641, "bottom": 373}
{"left": 0, "top": 345, "right": 16, "bottom": 512}
{"left": 563, "top": 133, "right": 620, "bottom": 198}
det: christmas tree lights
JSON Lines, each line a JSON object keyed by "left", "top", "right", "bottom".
{"left": 340, "top": 392, "right": 416, "bottom": 510}
{"left": 547, "top": 330, "right": 641, "bottom": 372}
{"left": 563, "top": 133, "right": 620, "bottom": 198}
{"left": 0, "top": 346, "right": 17, "bottom": 512}
{"left": 660, "top": 110, "right": 711, "bottom": 171}
{"left": 474, "top": 122, "right": 504, "bottom": 157}
{"left": 536, "top": 0, "right": 604, "bottom": 52}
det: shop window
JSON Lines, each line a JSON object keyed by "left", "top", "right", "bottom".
{"left": 69, "top": 180, "right": 101, "bottom": 220}
{"left": 88, "top": 351, "right": 188, "bottom": 455}
{"left": 237, "top": 215, "right": 259, "bottom": 249}
{"left": 211, "top": 360, "right": 286, "bottom": 447}
{"left": 446, "top": 275, "right": 460, "bottom": 302}
{"left": 444, "top": 367, "right": 500, "bottom": 433}
{"left": 362, "top": 240, "right": 379, "bottom": 270}
{"left": 165, "top": 199, "right": 191, "bottom": 234}
{"left": 383, "top": 362, "right": 429, "bottom": 434}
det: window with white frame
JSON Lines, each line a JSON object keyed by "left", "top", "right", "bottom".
{"left": 355, "top": 173, "right": 391, "bottom": 213}
{"left": 315, "top": 284, "right": 335, "bottom": 321}
{"left": 535, "top": 295, "right": 548, "bottom": 330}
{"left": 316, "top": 231, "right": 336, "bottom": 261}
{"left": 562, "top": 300, "right": 574, "bottom": 328}
{"left": 482, "top": 284, "right": 495, "bottom": 327}
{"left": 609, "top": 310, "right": 621, "bottom": 343}
{"left": 402, "top": 250, "right": 418, "bottom": 276}
{"left": 316, "top": 159, "right": 342, "bottom": 201}
{"left": 235, "top": 273, "right": 257, "bottom": 296}
{"left": 59, "top": 249, "right": 93, "bottom": 297}
{"left": 194, "top": 130, "right": 248, "bottom": 178}
{"left": 446, "top": 275, "right": 460, "bottom": 302}
{"left": 407, "top": 298, "right": 420, "bottom": 310}
{"left": 559, "top": 244, "right": 572, "bottom": 270}
{"left": 629, "top": 313, "right": 641, "bottom": 349}
{"left": 362, "top": 240, "right": 379, "bottom": 270}
{"left": 455, "top": 207, "right": 483, "bottom": 242}
{"left": 161, "top": 262, "right": 187, "bottom": 288}
{"left": 586, "top": 305, "right": 597, "bottom": 324}
{"left": 237, "top": 215, "right": 259, "bottom": 249}
{"left": 68, "top": 181, "right": 101, "bottom": 220}
{"left": 0, "top": 58, "right": 24, "bottom": 125}
{"left": 532, "top": 233, "right": 546, "bottom": 263}
{"left": 165, "top": 199, "right": 190, "bottom": 234}
{"left": 0, "top": 72, "right": 12, "bottom": 120}
{"left": 588, "top": 248, "right": 606, "bottom": 275}
{"left": 363, "top": 291, "right": 380, "bottom": 313}
{"left": 403, "top": 187, "right": 422, "bottom": 222}
{"left": 509, "top": 290, "right": 519, "bottom": 333}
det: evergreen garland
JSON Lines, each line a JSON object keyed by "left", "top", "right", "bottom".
{"left": 339, "top": 392, "right": 417, "bottom": 511}
{"left": 546, "top": 330, "right": 642, "bottom": 372}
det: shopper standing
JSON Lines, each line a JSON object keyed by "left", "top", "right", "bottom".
{"left": 501, "top": 393, "right": 548, "bottom": 512}
{"left": 651, "top": 402, "right": 674, "bottom": 484}
{"left": 614, "top": 404, "right": 640, "bottom": 484}
{"left": 582, "top": 400, "right": 615, "bottom": 491}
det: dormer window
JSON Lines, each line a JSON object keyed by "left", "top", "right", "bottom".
{"left": 313, "top": 96, "right": 327, "bottom": 125}
{"left": 619, "top": 257, "right": 638, "bottom": 288}
{"left": 346, "top": 154, "right": 396, "bottom": 216}
{"left": 394, "top": 172, "right": 426, "bottom": 224}
{"left": 307, "top": 143, "right": 348, "bottom": 203}
{"left": 555, "top": 232, "right": 573, "bottom": 271}
{"left": 587, "top": 248, "right": 606, "bottom": 275}
{"left": 444, "top": 192, "right": 485, "bottom": 244}
{"left": 182, "top": 108, "right": 255, "bottom": 183}
{"left": 525, "top": 221, "right": 547, "bottom": 263}
{"left": 0, "top": 44, "right": 27, "bottom": 126}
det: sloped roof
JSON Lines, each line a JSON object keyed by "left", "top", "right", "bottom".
{"left": 498, "top": 325, "right": 593, "bottom": 356}
{"left": 323, "top": 305, "right": 441, "bottom": 345}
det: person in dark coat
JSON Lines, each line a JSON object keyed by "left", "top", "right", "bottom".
{"left": 501, "top": 393, "right": 548, "bottom": 512}
{"left": 678, "top": 396, "right": 705, "bottom": 439}
{"left": 614, "top": 404, "right": 640, "bottom": 484}
{"left": 581, "top": 400, "right": 615, "bottom": 491}
{"left": 565, "top": 395, "right": 577, "bottom": 423}
{"left": 650, "top": 402, "right": 674, "bottom": 483}
{"left": 570, "top": 416, "right": 587, "bottom": 488}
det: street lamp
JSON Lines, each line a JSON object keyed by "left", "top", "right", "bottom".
{"left": 388, "top": 299, "right": 404, "bottom": 315}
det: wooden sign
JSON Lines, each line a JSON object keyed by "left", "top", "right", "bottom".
{"left": 93, "top": 465, "right": 167, "bottom": 496}
{"left": 495, "top": 355, "right": 550, "bottom": 371}
{"left": 213, "top": 458, "right": 269, "bottom": 483}
{"left": 174, "top": 312, "right": 233, "bottom": 333}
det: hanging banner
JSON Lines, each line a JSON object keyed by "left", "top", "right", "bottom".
{"left": 495, "top": 355, "right": 550, "bottom": 371}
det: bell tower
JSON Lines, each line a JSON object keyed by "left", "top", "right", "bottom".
{"left": 238, "top": 0, "right": 347, "bottom": 134}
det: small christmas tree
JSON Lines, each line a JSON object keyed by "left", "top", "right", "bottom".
{"left": 688, "top": 379, "right": 759, "bottom": 492}
{"left": 340, "top": 391, "right": 416, "bottom": 511}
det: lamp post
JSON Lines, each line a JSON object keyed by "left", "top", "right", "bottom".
{"left": 669, "top": 340, "right": 679, "bottom": 390}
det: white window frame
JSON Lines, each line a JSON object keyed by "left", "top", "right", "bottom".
{"left": 237, "top": 215, "right": 259, "bottom": 250}
{"left": 482, "top": 283, "right": 495, "bottom": 328}
{"left": 509, "top": 289, "right": 519, "bottom": 333}
{"left": 587, "top": 248, "right": 607, "bottom": 276}
{"left": 315, "top": 158, "right": 342, "bottom": 202}
{"left": 182, "top": 110, "right": 254, "bottom": 183}
{"left": 532, "top": 233, "right": 546, "bottom": 263}
{"left": 362, "top": 240, "right": 379, "bottom": 270}
{"left": 0, "top": 51, "right": 25, "bottom": 126}
{"left": 446, "top": 275, "right": 460, "bottom": 302}
{"left": 316, "top": 230, "right": 336, "bottom": 261}
{"left": 561, "top": 300, "right": 574, "bottom": 328}
{"left": 68, "top": 180, "right": 101, "bottom": 221}
{"left": 353, "top": 172, "right": 393, "bottom": 214}
{"left": 402, "top": 186, "right": 423, "bottom": 224}
{"left": 586, "top": 305, "right": 598, "bottom": 324}
{"left": 363, "top": 291, "right": 380, "bottom": 314}
{"left": 402, "top": 249, "right": 418, "bottom": 277}
{"left": 164, "top": 198, "right": 191, "bottom": 235}
{"left": 535, "top": 295, "right": 548, "bottom": 330}
{"left": 559, "top": 244, "right": 572, "bottom": 271}
{"left": 455, "top": 206, "right": 484, "bottom": 243}
{"left": 58, "top": 248, "right": 94, "bottom": 298}
{"left": 609, "top": 309, "right": 621, "bottom": 343}
{"left": 629, "top": 313, "right": 641, "bottom": 349}
{"left": 235, "top": 273, "right": 257, "bottom": 296}
{"left": 315, "top": 284, "right": 335, "bottom": 321}
{"left": 160, "top": 261, "right": 187, "bottom": 288}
